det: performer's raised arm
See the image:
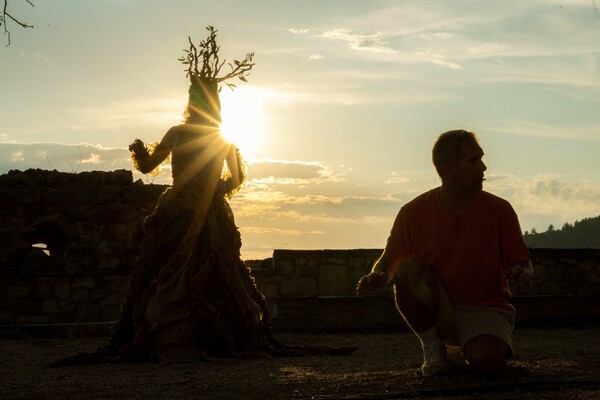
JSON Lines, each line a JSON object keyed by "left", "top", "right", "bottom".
{"left": 129, "top": 128, "right": 179, "bottom": 174}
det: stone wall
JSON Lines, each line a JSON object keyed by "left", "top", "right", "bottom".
{"left": 0, "top": 169, "right": 166, "bottom": 274}
{"left": 0, "top": 273, "right": 130, "bottom": 326}
{"left": 253, "top": 248, "right": 600, "bottom": 330}
{"left": 1, "top": 169, "right": 599, "bottom": 332}
{"left": 254, "top": 248, "right": 600, "bottom": 301}
{"left": 1, "top": 248, "right": 598, "bottom": 330}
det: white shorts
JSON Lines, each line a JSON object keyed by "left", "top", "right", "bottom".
{"left": 435, "top": 282, "right": 515, "bottom": 357}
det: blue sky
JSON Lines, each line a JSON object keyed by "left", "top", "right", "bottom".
{"left": 2, "top": 0, "right": 600, "bottom": 259}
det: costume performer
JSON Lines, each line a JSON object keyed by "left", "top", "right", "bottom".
{"left": 48, "top": 28, "right": 354, "bottom": 366}
{"left": 109, "top": 32, "right": 281, "bottom": 361}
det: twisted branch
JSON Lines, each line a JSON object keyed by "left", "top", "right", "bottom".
{"left": 2, "top": 0, "right": 34, "bottom": 47}
{"left": 178, "top": 26, "right": 255, "bottom": 90}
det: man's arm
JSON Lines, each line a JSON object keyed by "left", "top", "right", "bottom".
{"left": 356, "top": 249, "right": 401, "bottom": 295}
{"left": 504, "top": 261, "right": 534, "bottom": 288}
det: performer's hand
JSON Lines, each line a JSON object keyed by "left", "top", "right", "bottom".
{"left": 504, "top": 262, "right": 533, "bottom": 288}
{"left": 356, "top": 272, "right": 389, "bottom": 296}
{"left": 128, "top": 139, "right": 147, "bottom": 155}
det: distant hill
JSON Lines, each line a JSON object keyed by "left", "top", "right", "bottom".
{"left": 523, "top": 215, "right": 600, "bottom": 248}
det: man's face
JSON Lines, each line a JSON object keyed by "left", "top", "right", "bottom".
{"left": 446, "top": 143, "right": 487, "bottom": 193}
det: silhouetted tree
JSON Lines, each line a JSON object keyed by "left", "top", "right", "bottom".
{"left": 1, "top": 0, "right": 34, "bottom": 46}
{"left": 523, "top": 215, "right": 600, "bottom": 248}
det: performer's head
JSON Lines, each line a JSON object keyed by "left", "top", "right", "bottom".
{"left": 184, "top": 75, "right": 221, "bottom": 125}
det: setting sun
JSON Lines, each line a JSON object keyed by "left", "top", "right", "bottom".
{"left": 219, "top": 86, "right": 267, "bottom": 157}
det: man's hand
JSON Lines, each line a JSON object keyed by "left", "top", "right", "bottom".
{"left": 356, "top": 272, "right": 390, "bottom": 296}
{"left": 504, "top": 262, "right": 534, "bottom": 288}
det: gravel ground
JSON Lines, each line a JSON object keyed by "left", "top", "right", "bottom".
{"left": 1, "top": 326, "right": 599, "bottom": 400}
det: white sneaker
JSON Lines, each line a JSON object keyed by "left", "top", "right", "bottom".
{"left": 421, "top": 340, "right": 451, "bottom": 377}
{"left": 446, "top": 345, "right": 467, "bottom": 367}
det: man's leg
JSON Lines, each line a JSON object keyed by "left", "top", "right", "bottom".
{"left": 394, "top": 258, "right": 451, "bottom": 376}
{"left": 394, "top": 258, "right": 440, "bottom": 330}
{"left": 464, "top": 334, "right": 509, "bottom": 377}
{"left": 453, "top": 303, "right": 514, "bottom": 378}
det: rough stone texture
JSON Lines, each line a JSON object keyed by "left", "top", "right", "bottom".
{"left": 0, "top": 273, "right": 130, "bottom": 325}
{"left": 2, "top": 248, "right": 599, "bottom": 328}
{"left": 0, "top": 169, "right": 165, "bottom": 274}
{"left": 319, "top": 264, "right": 351, "bottom": 296}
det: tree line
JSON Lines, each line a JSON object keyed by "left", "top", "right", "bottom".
{"left": 523, "top": 215, "right": 600, "bottom": 249}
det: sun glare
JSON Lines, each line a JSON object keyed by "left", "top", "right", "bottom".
{"left": 219, "top": 86, "right": 266, "bottom": 157}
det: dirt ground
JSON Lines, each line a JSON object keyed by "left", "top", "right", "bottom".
{"left": 1, "top": 325, "right": 599, "bottom": 400}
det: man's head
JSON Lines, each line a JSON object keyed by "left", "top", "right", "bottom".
{"left": 432, "top": 129, "right": 487, "bottom": 191}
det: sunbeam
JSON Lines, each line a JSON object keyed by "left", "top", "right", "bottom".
{"left": 219, "top": 86, "right": 267, "bottom": 157}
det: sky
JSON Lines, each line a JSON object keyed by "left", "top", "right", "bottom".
{"left": 2, "top": 0, "right": 600, "bottom": 259}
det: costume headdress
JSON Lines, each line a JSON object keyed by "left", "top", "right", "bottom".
{"left": 179, "top": 26, "right": 255, "bottom": 125}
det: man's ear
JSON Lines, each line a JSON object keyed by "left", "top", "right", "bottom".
{"left": 439, "top": 162, "right": 453, "bottom": 179}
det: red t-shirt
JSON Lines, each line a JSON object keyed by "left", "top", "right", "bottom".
{"left": 386, "top": 188, "right": 530, "bottom": 311}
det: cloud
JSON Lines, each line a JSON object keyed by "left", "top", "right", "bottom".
{"left": 414, "top": 32, "right": 453, "bottom": 40}
{"left": 308, "top": 2, "right": 599, "bottom": 88}
{"left": 17, "top": 50, "right": 53, "bottom": 64}
{"left": 69, "top": 97, "right": 185, "bottom": 131}
{"left": 0, "top": 141, "right": 131, "bottom": 174}
{"left": 81, "top": 153, "right": 103, "bottom": 164}
{"left": 384, "top": 171, "right": 412, "bottom": 184}
{"left": 319, "top": 28, "right": 396, "bottom": 54}
{"left": 415, "top": 50, "right": 462, "bottom": 69}
{"left": 490, "top": 121, "right": 600, "bottom": 141}
{"left": 241, "top": 226, "right": 311, "bottom": 236}
{"left": 11, "top": 150, "right": 25, "bottom": 162}
{"left": 308, "top": 54, "right": 324, "bottom": 62}
{"left": 247, "top": 159, "right": 344, "bottom": 185}
{"left": 486, "top": 174, "right": 600, "bottom": 232}
{"left": 289, "top": 28, "right": 309, "bottom": 34}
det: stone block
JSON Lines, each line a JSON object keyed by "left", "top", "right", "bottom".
{"left": 72, "top": 288, "right": 90, "bottom": 302}
{"left": 579, "top": 260, "right": 595, "bottom": 272}
{"left": 97, "top": 241, "right": 112, "bottom": 255}
{"left": 101, "top": 294, "right": 121, "bottom": 307}
{"left": 559, "top": 258, "right": 577, "bottom": 265}
{"left": 99, "top": 257, "right": 120, "bottom": 270}
{"left": 319, "top": 264, "right": 351, "bottom": 296}
{"left": 41, "top": 300, "right": 58, "bottom": 314}
{"left": 54, "top": 280, "right": 71, "bottom": 299}
{"left": 280, "top": 278, "right": 316, "bottom": 297}
{"left": 36, "top": 280, "right": 54, "bottom": 300}
{"left": 327, "top": 256, "right": 347, "bottom": 265}
{"left": 107, "top": 279, "right": 130, "bottom": 295}
{"left": 91, "top": 289, "right": 107, "bottom": 301}
{"left": 16, "top": 315, "right": 49, "bottom": 324}
{"left": 348, "top": 257, "right": 366, "bottom": 269}
{"left": 4, "top": 284, "right": 32, "bottom": 299}
{"left": 72, "top": 277, "right": 98, "bottom": 289}
{"left": 75, "top": 304, "right": 99, "bottom": 322}
{"left": 296, "top": 263, "right": 318, "bottom": 279}
{"left": 260, "top": 283, "right": 278, "bottom": 300}
{"left": 306, "top": 258, "right": 321, "bottom": 269}
{"left": 295, "top": 256, "right": 308, "bottom": 266}
{"left": 277, "top": 260, "right": 295, "bottom": 275}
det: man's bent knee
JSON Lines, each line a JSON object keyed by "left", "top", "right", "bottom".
{"left": 464, "top": 334, "right": 509, "bottom": 377}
